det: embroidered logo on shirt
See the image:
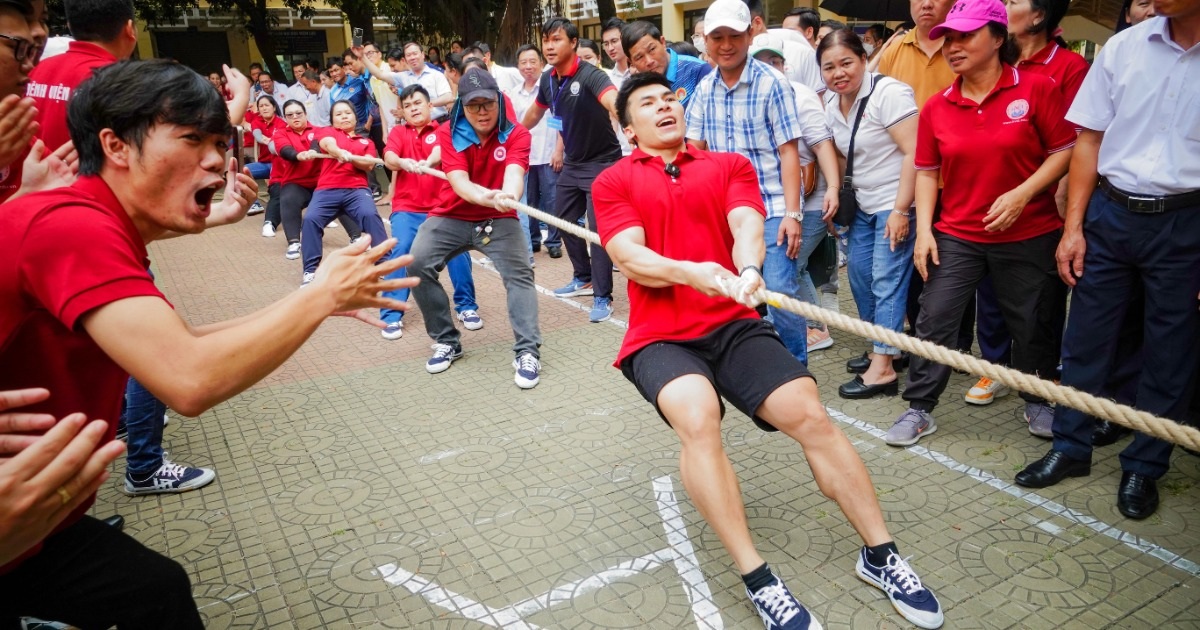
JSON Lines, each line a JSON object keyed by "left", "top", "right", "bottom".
{"left": 570, "top": 82, "right": 580, "bottom": 96}
{"left": 360, "top": 139, "right": 370, "bottom": 145}
{"left": 493, "top": 147, "right": 507, "bottom": 161}
{"left": 1006, "top": 99, "right": 1030, "bottom": 120}
{"left": 307, "top": 132, "right": 315, "bottom": 140}
{"left": 426, "top": 134, "right": 437, "bottom": 145}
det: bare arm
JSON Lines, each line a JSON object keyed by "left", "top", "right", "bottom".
{"left": 354, "top": 46, "right": 400, "bottom": 84}
{"left": 605, "top": 226, "right": 736, "bottom": 295}
{"left": 912, "top": 169, "right": 941, "bottom": 281}
{"left": 886, "top": 115, "right": 919, "bottom": 214}
{"left": 777, "top": 139, "right": 803, "bottom": 258}
{"left": 521, "top": 104, "right": 547, "bottom": 131}
{"left": 445, "top": 164, "right": 525, "bottom": 210}
{"left": 1057, "top": 129, "right": 1102, "bottom": 286}
{"left": 811, "top": 139, "right": 842, "bottom": 221}
{"left": 81, "top": 238, "right": 411, "bottom": 417}
{"left": 224, "top": 65, "right": 252, "bottom": 128}
{"left": 599, "top": 89, "right": 619, "bottom": 121}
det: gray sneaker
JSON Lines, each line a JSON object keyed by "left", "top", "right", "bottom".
{"left": 885, "top": 409, "right": 938, "bottom": 446}
{"left": 1025, "top": 403, "right": 1055, "bottom": 438}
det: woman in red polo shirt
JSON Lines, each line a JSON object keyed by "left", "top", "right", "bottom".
{"left": 296, "top": 100, "right": 389, "bottom": 285}
{"left": 250, "top": 95, "right": 286, "bottom": 238}
{"left": 882, "top": 0, "right": 1077, "bottom": 448}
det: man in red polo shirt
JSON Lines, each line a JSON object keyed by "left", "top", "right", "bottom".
{"left": 26, "top": 0, "right": 137, "bottom": 152}
{"left": 0, "top": 59, "right": 412, "bottom": 627}
{"left": 593, "top": 72, "right": 943, "bottom": 630}
{"left": 408, "top": 67, "right": 542, "bottom": 389}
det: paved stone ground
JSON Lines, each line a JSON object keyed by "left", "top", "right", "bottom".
{"left": 92, "top": 201, "right": 1200, "bottom": 629}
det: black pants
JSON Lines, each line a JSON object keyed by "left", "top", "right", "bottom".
{"left": 264, "top": 181, "right": 282, "bottom": 227}
{"left": 0, "top": 516, "right": 202, "bottom": 629}
{"left": 903, "top": 230, "right": 1065, "bottom": 411}
{"left": 1052, "top": 192, "right": 1200, "bottom": 477}
{"left": 906, "top": 192, "right": 974, "bottom": 352}
{"left": 556, "top": 160, "right": 616, "bottom": 299}
{"left": 280, "top": 183, "right": 361, "bottom": 244}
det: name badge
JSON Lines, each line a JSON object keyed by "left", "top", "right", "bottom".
{"left": 547, "top": 116, "right": 564, "bottom": 131}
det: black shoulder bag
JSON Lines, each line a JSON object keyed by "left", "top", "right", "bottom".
{"left": 835, "top": 89, "right": 872, "bottom": 227}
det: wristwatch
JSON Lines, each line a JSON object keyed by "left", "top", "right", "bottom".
{"left": 784, "top": 211, "right": 802, "bottom": 222}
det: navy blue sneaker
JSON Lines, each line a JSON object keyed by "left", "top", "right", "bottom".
{"left": 513, "top": 352, "right": 540, "bottom": 389}
{"left": 856, "top": 548, "right": 943, "bottom": 629}
{"left": 426, "top": 343, "right": 463, "bottom": 374}
{"left": 381, "top": 321, "right": 403, "bottom": 340}
{"left": 746, "top": 576, "right": 822, "bottom": 629}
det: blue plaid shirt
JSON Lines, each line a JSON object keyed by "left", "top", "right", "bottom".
{"left": 685, "top": 59, "right": 803, "bottom": 218}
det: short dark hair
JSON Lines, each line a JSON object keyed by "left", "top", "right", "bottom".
{"left": 740, "top": 0, "right": 764, "bottom": 19}
{"left": 66, "top": 0, "right": 134, "bottom": 42}
{"left": 398, "top": 84, "right": 430, "bottom": 103}
{"left": 281, "top": 99, "right": 304, "bottom": 114}
{"left": 330, "top": 99, "right": 356, "bottom": 118}
{"left": 787, "top": 6, "right": 820, "bottom": 32}
{"left": 667, "top": 41, "right": 701, "bottom": 58}
{"left": 341, "top": 48, "right": 355, "bottom": 61}
{"left": 865, "top": 23, "right": 888, "bottom": 40}
{"left": 327, "top": 60, "right": 343, "bottom": 70}
{"left": 69, "top": 60, "right": 232, "bottom": 176}
{"left": 462, "top": 57, "right": 488, "bottom": 72}
{"left": 451, "top": 39, "right": 466, "bottom": 49}
{"left": 541, "top": 17, "right": 578, "bottom": 41}
{"left": 816, "top": 28, "right": 867, "bottom": 63}
{"left": 578, "top": 38, "right": 601, "bottom": 58}
{"left": 601, "top": 16, "right": 626, "bottom": 35}
{"left": 821, "top": 19, "right": 848, "bottom": 31}
{"left": 516, "top": 43, "right": 541, "bottom": 60}
{"left": 386, "top": 47, "right": 404, "bottom": 61}
{"left": 291, "top": 60, "right": 306, "bottom": 70}
{"left": 257, "top": 71, "right": 272, "bottom": 81}
{"left": 301, "top": 70, "right": 319, "bottom": 82}
{"left": 470, "top": 41, "right": 491, "bottom": 54}
{"left": 255, "top": 94, "right": 279, "bottom": 115}
{"left": 621, "top": 21, "right": 662, "bottom": 59}
{"left": 615, "top": 71, "right": 673, "bottom": 128}
{"left": 444, "top": 52, "right": 465, "bottom": 73}
{"left": 463, "top": 45, "right": 486, "bottom": 59}
{"left": 0, "top": 0, "right": 31, "bottom": 17}
{"left": 249, "top": 62, "right": 263, "bottom": 70}
{"left": 403, "top": 41, "right": 422, "bottom": 54}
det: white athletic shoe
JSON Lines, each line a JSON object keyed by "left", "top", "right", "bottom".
{"left": 261, "top": 222, "right": 276, "bottom": 237}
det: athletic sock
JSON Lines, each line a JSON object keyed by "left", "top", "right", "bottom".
{"left": 865, "top": 541, "right": 900, "bottom": 567}
{"left": 742, "top": 562, "right": 775, "bottom": 593}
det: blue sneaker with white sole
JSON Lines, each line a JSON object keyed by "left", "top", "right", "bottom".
{"left": 746, "top": 576, "right": 822, "bottom": 629}
{"left": 855, "top": 548, "right": 943, "bottom": 629}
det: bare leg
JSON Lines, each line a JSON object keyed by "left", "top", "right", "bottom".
{"left": 658, "top": 374, "right": 764, "bottom": 574}
{"left": 861, "top": 353, "right": 897, "bottom": 386}
{"left": 757, "top": 377, "right": 891, "bottom": 547}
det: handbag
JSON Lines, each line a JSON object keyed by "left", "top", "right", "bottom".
{"left": 835, "top": 88, "right": 872, "bottom": 227}
{"left": 807, "top": 232, "right": 839, "bottom": 289}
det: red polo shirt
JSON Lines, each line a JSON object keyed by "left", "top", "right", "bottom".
{"left": 434, "top": 122, "right": 530, "bottom": 222}
{"left": 593, "top": 148, "right": 766, "bottom": 366}
{"left": 250, "top": 114, "right": 286, "bottom": 176}
{"left": 384, "top": 121, "right": 449, "bottom": 214}
{"left": 270, "top": 124, "right": 322, "bottom": 188}
{"left": 915, "top": 66, "right": 1076, "bottom": 244}
{"left": 26, "top": 41, "right": 119, "bottom": 152}
{"left": 0, "top": 140, "right": 29, "bottom": 204}
{"left": 315, "top": 127, "right": 377, "bottom": 190}
{"left": 0, "top": 175, "right": 166, "bottom": 574}
{"left": 1016, "top": 42, "right": 1089, "bottom": 110}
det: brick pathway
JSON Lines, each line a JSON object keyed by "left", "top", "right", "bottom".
{"left": 92, "top": 203, "right": 1200, "bottom": 629}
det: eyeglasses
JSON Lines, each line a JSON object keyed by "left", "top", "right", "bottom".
{"left": 464, "top": 100, "right": 497, "bottom": 114}
{"left": 284, "top": 111, "right": 306, "bottom": 118}
{"left": 364, "top": 49, "right": 382, "bottom": 56}
{"left": 0, "top": 34, "right": 36, "bottom": 64}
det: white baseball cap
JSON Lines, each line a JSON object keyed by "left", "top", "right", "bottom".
{"left": 749, "top": 33, "right": 785, "bottom": 59}
{"left": 704, "top": 0, "right": 752, "bottom": 36}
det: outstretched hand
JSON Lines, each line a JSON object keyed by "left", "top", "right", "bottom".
{"left": 208, "top": 157, "right": 259, "bottom": 227}
{"left": 16, "top": 139, "right": 77, "bottom": 197}
{"left": 0, "top": 95, "right": 37, "bottom": 170}
{"left": 311, "top": 235, "right": 418, "bottom": 318}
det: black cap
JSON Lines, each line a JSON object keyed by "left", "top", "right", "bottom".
{"left": 459, "top": 67, "right": 499, "bottom": 104}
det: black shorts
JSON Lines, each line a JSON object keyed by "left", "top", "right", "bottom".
{"left": 621, "top": 318, "right": 814, "bottom": 432}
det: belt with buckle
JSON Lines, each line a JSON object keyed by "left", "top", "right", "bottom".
{"left": 1099, "top": 178, "right": 1200, "bottom": 214}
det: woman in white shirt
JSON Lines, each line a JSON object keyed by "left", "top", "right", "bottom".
{"left": 819, "top": 30, "right": 920, "bottom": 400}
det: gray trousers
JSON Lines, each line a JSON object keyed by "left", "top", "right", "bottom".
{"left": 409, "top": 215, "right": 541, "bottom": 357}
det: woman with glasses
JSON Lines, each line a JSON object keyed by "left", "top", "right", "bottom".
{"left": 270, "top": 99, "right": 361, "bottom": 260}
{"left": 296, "top": 100, "right": 389, "bottom": 285}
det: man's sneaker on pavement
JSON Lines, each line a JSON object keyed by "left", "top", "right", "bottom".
{"left": 1025, "top": 402, "right": 1055, "bottom": 438}
{"left": 589, "top": 296, "right": 612, "bottom": 323}
{"left": 553, "top": 278, "right": 593, "bottom": 297}
{"left": 261, "top": 222, "right": 275, "bottom": 237}
{"left": 886, "top": 409, "right": 937, "bottom": 446}
{"left": 746, "top": 576, "right": 823, "bottom": 630}
{"left": 807, "top": 328, "right": 833, "bottom": 351}
{"left": 123, "top": 457, "right": 216, "bottom": 496}
{"left": 381, "top": 321, "right": 403, "bottom": 340}
{"left": 856, "top": 549, "right": 944, "bottom": 629}
{"left": 458, "top": 309, "right": 483, "bottom": 330}
{"left": 426, "top": 343, "right": 462, "bottom": 374}
{"left": 513, "top": 352, "right": 541, "bottom": 389}
{"left": 247, "top": 200, "right": 264, "bottom": 216}
{"left": 301, "top": 271, "right": 315, "bottom": 286}
{"left": 964, "top": 377, "right": 1008, "bottom": 405}
{"left": 285, "top": 242, "right": 301, "bottom": 260}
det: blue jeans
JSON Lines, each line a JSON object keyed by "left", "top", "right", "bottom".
{"left": 300, "top": 187, "right": 389, "bottom": 274}
{"left": 246, "top": 160, "right": 271, "bottom": 180}
{"left": 121, "top": 377, "right": 166, "bottom": 478}
{"left": 526, "top": 164, "right": 561, "bottom": 247}
{"left": 793, "top": 210, "right": 829, "bottom": 327}
{"left": 763, "top": 216, "right": 808, "bottom": 365}
{"left": 847, "top": 209, "right": 915, "bottom": 356}
{"left": 381, "top": 211, "right": 477, "bottom": 324}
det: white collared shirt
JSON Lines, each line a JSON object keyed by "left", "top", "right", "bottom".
{"left": 508, "top": 80, "right": 557, "bottom": 166}
{"left": 775, "top": 33, "right": 824, "bottom": 94}
{"left": 1067, "top": 17, "right": 1200, "bottom": 195}
{"left": 310, "top": 85, "right": 331, "bottom": 127}
{"left": 491, "top": 63, "right": 524, "bottom": 94}
{"left": 392, "top": 67, "right": 453, "bottom": 119}
{"left": 607, "top": 64, "right": 633, "bottom": 156}
{"left": 824, "top": 73, "right": 918, "bottom": 213}
{"left": 792, "top": 81, "right": 833, "bottom": 213}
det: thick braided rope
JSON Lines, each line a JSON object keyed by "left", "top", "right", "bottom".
{"left": 411, "top": 165, "right": 1200, "bottom": 451}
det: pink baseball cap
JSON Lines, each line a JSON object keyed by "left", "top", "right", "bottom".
{"left": 929, "top": 0, "right": 1009, "bottom": 39}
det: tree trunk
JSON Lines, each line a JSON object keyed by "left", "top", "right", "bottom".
{"left": 495, "top": 0, "right": 537, "bottom": 64}
{"left": 340, "top": 0, "right": 376, "bottom": 45}
{"left": 241, "top": 0, "right": 286, "bottom": 78}
{"left": 596, "top": 0, "right": 616, "bottom": 26}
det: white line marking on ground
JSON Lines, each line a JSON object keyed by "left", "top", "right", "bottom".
{"left": 469, "top": 256, "right": 629, "bottom": 327}
{"left": 654, "top": 476, "right": 726, "bottom": 630}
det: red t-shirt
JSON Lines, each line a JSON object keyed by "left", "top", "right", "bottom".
{"left": 915, "top": 66, "right": 1077, "bottom": 244}
{"left": 0, "top": 176, "right": 166, "bottom": 574}
{"left": 250, "top": 114, "right": 286, "bottom": 177}
{"left": 384, "top": 121, "right": 449, "bottom": 214}
{"left": 434, "top": 122, "right": 530, "bottom": 222}
{"left": 1016, "top": 42, "right": 1089, "bottom": 110}
{"left": 593, "top": 148, "right": 766, "bottom": 366}
{"left": 0, "top": 141, "right": 29, "bottom": 204}
{"left": 270, "top": 124, "right": 322, "bottom": 188}
{"left": 26, "top": 41, "right": 118, "bottom": 152}
{"left": 315, "top": 127, "right": 377, "bottom": 190}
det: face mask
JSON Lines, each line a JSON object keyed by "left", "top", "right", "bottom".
{"left": 863, "top": 43, "right": 876, "bottom": 56}
{"left": 692, "top": 36, "right": 706, "bottom": 54}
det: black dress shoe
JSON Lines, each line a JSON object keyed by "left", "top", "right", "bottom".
{"left": 847, "top": 352, "right": 909, "bottom": 374}
{"left": 102, "top": 515, "right": 125, "bottom": 531}
{"left": 531, "top": 243, "right": 542, "bottom": 253}
{"left": 1093, "top": 421, "right": 1132, "bottom": 447}
{"left": 1117, "top": 471, "right": 1159, "bottom": 519}
{"left": 1014, "top": 450, "right": 1091, "bottom": 488}
{"left": 547, "top": 245, "right": 562, "bottom": 259}
{"left": 838, "top": 375, "right": 899, "bottom": 399}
